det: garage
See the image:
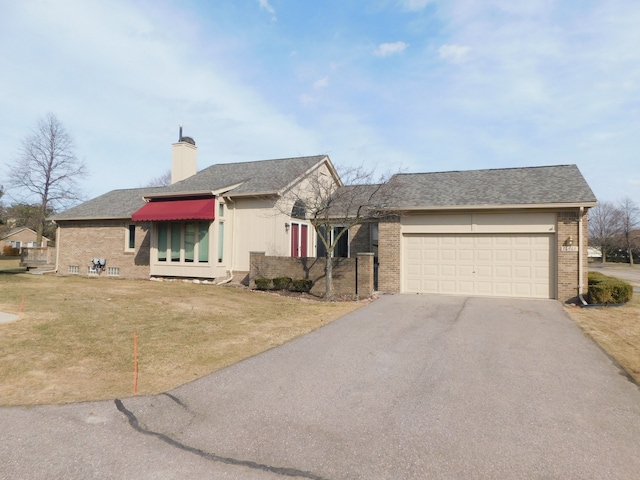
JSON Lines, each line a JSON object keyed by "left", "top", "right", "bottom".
{"left": 402, "top": 233, "right": 554, "bottom": 298}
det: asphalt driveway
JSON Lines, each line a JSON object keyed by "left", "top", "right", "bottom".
{"left": 2, "top": 295, "right": 640, "bottom": 479}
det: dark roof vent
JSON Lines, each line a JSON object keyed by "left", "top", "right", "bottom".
{"left": 182, "top": 136, "right": 196, "bottom": 146}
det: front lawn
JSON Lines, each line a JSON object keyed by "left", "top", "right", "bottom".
{"left": 0, "top": 274, "right": 362, "bottom": 405}
{"left": 568, "top": 283, "right": 640, "bottom": 384}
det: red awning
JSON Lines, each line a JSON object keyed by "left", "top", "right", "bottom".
{"left": 132, "top": 198, "right": 215, "bottom": 222}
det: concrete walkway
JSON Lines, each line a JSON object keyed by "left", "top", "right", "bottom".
{"left": 0, "top": 311, "right": 19, "bottom": 324}
{"left": 1, "top": 295, "right": 640, "bottom": 479}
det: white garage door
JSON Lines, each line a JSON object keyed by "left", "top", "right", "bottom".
{"left": 403, "top": 234, "right": 554, "bottom": 298}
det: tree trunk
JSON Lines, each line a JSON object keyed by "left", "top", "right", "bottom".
{"left": 325, "top": 253, "right": 333, "bottom": 301}
{"left": 629, "top": 247, "right": 634, "bottom": 266}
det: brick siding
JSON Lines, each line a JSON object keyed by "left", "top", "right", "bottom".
{"left": 377, "top": 215, "right": 401, "bottom": 292}
{"left": 57, "top": 220, "right": 151, "bottom": 279}
{"left": 556, "top": 211, "right": 588, "bottom": 302}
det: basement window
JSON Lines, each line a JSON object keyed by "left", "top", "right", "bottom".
{"left": 107, "top": 267, "right": 120, "bottom": 277}
{"left": 68, "top": 266, "right": 79, "bottom": 274}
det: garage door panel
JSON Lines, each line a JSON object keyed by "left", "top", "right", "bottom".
{"left": 402, "top": 233, "right": 554, "bottom": 299}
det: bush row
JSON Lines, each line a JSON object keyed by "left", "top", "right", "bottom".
{"left": 254, "top": 277, "right": 313, "bottom": 293}
{"left": 587, "top": 271, "right": 633, "bottom": 304}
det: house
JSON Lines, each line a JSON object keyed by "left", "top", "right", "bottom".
{"left": 53, "top": 134, "right": 596, "bottom": 303}
{"left": 1, "top": 227, "right": 50, "bottom": 251}
{"left": 52, "top": 135, "right": 341, "bottom": 281}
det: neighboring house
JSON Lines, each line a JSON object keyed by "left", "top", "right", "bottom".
{"left": 53, "top": 134, "right": 596, "bottom": 303}
{"left": 1, "top": 227, "right": 50, "bottom": 250}
{"left": 588, "top": 246, "right": 602, "bottom": 260}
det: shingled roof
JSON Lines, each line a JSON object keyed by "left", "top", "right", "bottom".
{"left": 385, "top": 164, "right": 596, "bottom": 209}
{"left": 53, "top": 155, "right": 330, "bottom": 220}
{"left": 162, "top": 155, "right": 329, "bottom": 196}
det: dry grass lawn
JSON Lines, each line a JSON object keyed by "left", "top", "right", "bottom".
{"left": 0, "top": 273, "right": 362, "bottom": 406}
{"left": 567, "top": 276, "right": 640, "bottom": 384}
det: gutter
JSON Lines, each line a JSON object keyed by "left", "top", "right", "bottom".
{"left": 578, "top": 206, "right": 588, "bottom": 305}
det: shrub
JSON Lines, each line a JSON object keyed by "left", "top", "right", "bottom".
{"left": 588, "top": 272, "right": 633, "bottom": 304}
{"left": 254, "top": 278, "right": 271, "bottom": 290}
{"left": 290, "top": 279, "right": 313, "bottom": 293}
{"left": 272, "top": 277, "right": 293, "bottom": 290}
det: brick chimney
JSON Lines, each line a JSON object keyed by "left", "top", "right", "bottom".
{"left": 171, "top": 125, "right": 197, "bottom": 184}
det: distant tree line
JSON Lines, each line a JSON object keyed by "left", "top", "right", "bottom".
{"left": 589, "top": 197, "right": 640, "bottom": 265}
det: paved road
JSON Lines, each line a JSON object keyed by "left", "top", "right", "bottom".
{"left": 590, "top": 263, "right": 640, "bottom": 286}
{"left": 2, "top": 295, "right": 640, "bottom": 479}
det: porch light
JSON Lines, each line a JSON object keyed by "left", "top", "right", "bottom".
{"left": 565, "top": 236, "right": 573, "bottom": 247}
{"left": 285, "top": 222, "right": 290, "bottom": 233}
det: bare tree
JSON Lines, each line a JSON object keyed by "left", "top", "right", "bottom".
{"left": 283, "top": 164, "right": 393, "bottom": 300}
{"left": 144, "top": 169, "right": 172, "bottom": 187}
{"left": 7, "top": 113, "right": 87, "bottom": 243}
{"left": 588, "top": 201, "right": 620, "bottom": 263}
{"left": 617, "top": 196, "right": 640, "bottom": 265}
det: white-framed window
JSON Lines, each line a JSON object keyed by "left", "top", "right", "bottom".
{"left": 218, "top": 221, "right": 224, "bottom": 263}
{"left": 87, "top": 266, "right": 99, "bottom": 276}
{"left": 125, "top": 224, "right": 136, "bottom": 252}
{"left": 316, "top": 226, "right": 349, "bottom": 258}
{"left": 156, "top": 221, "right": 210, "bottom": 264}
{"left": 68, "top": 266, "right": 79, "bottom": 274}
{"left": 107, "top": 267, "right": 120, "bottom": 276}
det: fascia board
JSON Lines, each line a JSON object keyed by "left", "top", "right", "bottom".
{"left": 380, "top": 202, "right": 597, "bottom": 212}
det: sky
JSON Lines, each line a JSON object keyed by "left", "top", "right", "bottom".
{"left": 1, "top": 0, "right": 639, "bottom": 206}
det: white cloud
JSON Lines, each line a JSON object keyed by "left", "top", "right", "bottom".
{"left": 313, "top": 76, "right": 329, "bottom": 88}
{"left": 374, "top": 41, "right": 408, "bottom": 57}
{"left": 258, "top": 0, "right": 277, "bottom": 21}
{"left": 438, "top": 44, "right": 471, "bottom": 64}
{"left": 399, "top": 0, "right": 435, "bottom": 12}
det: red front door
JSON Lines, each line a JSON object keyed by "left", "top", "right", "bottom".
{"left": 290, "top": 223, "right": 308, "bottom": 257}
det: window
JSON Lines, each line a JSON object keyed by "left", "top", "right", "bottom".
{"left": 218, "top": 222, "right": 224, "bottom": 263}
{"left": 184, "top": 223, "right": 195, "bottom": 262}
{"left": 218, "top": 202, "right": 225, "bottom": 218}
{"left": 158, "top": 223, "right": 168, "bottom": 261}
{"left": 156, "top": 221, "right": 211, "bottom": 264}
{"left": 198, "top": 223, "right": 209, "bottom": 262}
{"left": 68, "top": 266, "right": 79, "bottom": 274}
{"left": 126, "top": 224, "right": 136, "bottom": 251}
{"left": 317, "top": 226, "right": 349, "bottom": 258}
{"left": 107, "top": 267, "right": 120, "bottom": 276}
{"left": 171, "top": 222, "right": 181, "bottom": 262}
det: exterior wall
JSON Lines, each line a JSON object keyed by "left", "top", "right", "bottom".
{"left": 230, "top": 197, "right": 297, "bottom": 271}
{"left": 249, "top": 251, "right": 374, "bottom": 298}
{"left": 557, "top": 210, "right": 588, "bottom": 302}
{"left": 349, "top": 222, "right": 371, "bottom": 255}
{"left": 377, "top": 215, "right": 401, "bottom": 292}
{"left": 56, "top": 220, "right": 151, "bottom": 279}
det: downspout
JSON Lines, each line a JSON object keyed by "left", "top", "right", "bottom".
{"left": 578, "top": 206, "right": 588, "bottom": 305}
{"left": 216, "top": 196, "right": 235, "bottom": 285}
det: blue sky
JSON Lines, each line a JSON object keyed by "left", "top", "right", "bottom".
{"left": 1, "top": 0, "right": 639, "bottom": 205}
